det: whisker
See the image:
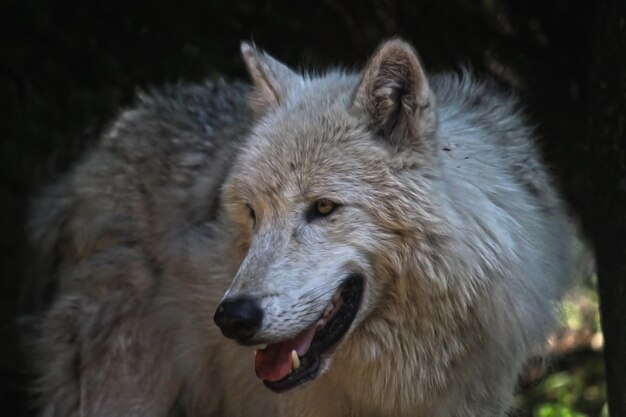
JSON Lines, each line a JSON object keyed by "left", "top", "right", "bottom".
{"left": 298, "top": 286, "right": 337, "bottom": 305}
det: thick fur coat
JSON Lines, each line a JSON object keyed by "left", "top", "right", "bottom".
{"left": 28, "top": 40, "right": 576, "bottom": 417}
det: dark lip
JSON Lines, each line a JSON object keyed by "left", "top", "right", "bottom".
{"left": 263, "top": 273, "right": 364, "bottom": 393}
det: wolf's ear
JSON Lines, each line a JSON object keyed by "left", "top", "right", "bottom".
{"left": 352, "top": 39, "right": 436, "bottom": 149}
{"left": 241, "top": 42, "right": 301, "bottom": 116}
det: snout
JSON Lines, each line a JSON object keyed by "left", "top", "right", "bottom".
{"left": 213, "top": 296, "right": 263, "bottom": 344}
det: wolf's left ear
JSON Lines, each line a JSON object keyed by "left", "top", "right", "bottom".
{"left": 351, "top": 39, "right": 436, "bottom": 149}
{"left": 241, "top": 42, "right": 302, "bottom": 116}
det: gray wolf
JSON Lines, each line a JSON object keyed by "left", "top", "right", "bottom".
{"left": 27, "top": 39, "right": 576, "bottom": 417}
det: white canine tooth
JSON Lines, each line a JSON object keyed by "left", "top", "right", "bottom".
{"left": 291, "top": 350, "right": 301, "bottom": 370}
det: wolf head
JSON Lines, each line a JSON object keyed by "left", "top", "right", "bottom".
{"left": 214, "top": 39, "right": 444, "bottom": 392}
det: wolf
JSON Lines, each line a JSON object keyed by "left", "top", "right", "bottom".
{"left": 27, "top": 39, "right": 576, "bottom": 417}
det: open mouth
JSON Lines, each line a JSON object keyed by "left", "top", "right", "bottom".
{"left": 254, "top": 274, "right": 364, "bottom": 393}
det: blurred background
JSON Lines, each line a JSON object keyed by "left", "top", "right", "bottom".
{"left": 2, "top": 1, "right": 624, "bottom": 416}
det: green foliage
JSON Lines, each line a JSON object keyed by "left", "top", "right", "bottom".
{"left": 600, "top": 404, "right": 610, "bottom": 417}
{"left": 515, "top": 271, "right": 607, "bottom": 417}
{"left": 527, "top": 364, "right": 607, "bottom": 417}
{"left": 536, "top": 403, "right": 586, "bottom": 417}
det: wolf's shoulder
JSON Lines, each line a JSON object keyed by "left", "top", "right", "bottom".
{"left": 71, "top": 78, "right": 253, "bottom": 223}
{"left": 74, "top": 78, "right": 253, "bottom": 214}
{"left": 27, "top": 80, "right": 252, "bottom": 305}
{"left": 134, "top": 79, "right": 251, "bottom": 128}
{"left": 100, "top": 79, "right": 252, "bottom": 158}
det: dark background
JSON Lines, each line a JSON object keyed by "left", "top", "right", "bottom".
{"left": 1, "top": 0, "right": 624, "bottom": 416}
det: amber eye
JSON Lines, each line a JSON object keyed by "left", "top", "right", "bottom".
{"left": 316, "top": 199, "right": 335, "bottom": 215}
{"left": 307, "top": 199, "right": 339, "bottom": 222}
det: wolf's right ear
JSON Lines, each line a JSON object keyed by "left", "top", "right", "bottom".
{"left": 351, "top": 39, "right": 437, "bottom": 151}
{"left": 241, "top": 42, "right": 301, "bottom": 116}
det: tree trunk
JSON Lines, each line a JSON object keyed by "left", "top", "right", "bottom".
{"left": 588, "top": 1, "right": 626, "bottom": 415}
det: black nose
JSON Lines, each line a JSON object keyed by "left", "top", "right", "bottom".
{"left": 213, "top": 297, "right": 263, "bottom": 343}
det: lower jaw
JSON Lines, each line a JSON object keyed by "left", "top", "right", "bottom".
{"left": 262, "top": 274, "right": 364, "bottom": 392}
{"left": 263, "top": 355, "right": 322, "bottom": 393}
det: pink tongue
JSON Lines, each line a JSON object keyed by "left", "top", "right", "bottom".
{"left": 254, "top": 325, "right": 317, "bottom": 382}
